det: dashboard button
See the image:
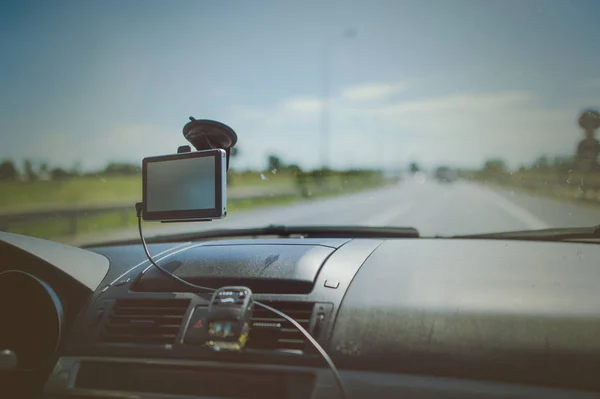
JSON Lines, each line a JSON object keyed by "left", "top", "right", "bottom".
{"left": 184, "top": 306, "right": 209, "bottom": 344}
{"left": 324, "top": 280, "right": 339, "bottom": 289}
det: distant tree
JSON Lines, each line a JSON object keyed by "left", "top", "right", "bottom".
{"left": 39, "top": 162, "right": 50, "bottom": 179}
{"left": 532, "top": 155, "right": 550, "bottom": 170}
{"left": 102, "top": 162, "right": 141, "bottom": 175}
{"left": 227, "top": 148, "right": 239, "bottom": 186}
{"left": 50, "top": 167, "right": 70, "bottom": 181}
{"left": 267, "top": 154, "right": 283, "bottom": 172}
{"left": 0, "top": 160, "right": 18, "bottom": 181}
{"left": 23, "top": 159, "right": 38, "bottom": 181}
{"left": 310, "top": 168, "right": 328, "bottom": 185}
{"left": 284, "top": 164, "right": 303, "bottom": 174}
{"left": 552, "top": 156, "right": 576, "bottom": 173}
{"left": 409, "top": 162, "right": 420, "bottom": 174}
{"left": 482, "top": 159, "right": 507, "bottom": 173}
{"left": 70, "top": 161, "right": 82, "bottom": 177}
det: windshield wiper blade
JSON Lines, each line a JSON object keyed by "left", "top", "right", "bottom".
{"left": 83, "top": 225, "right": 419, "bottom": 247}
{"left": 454, "top": 226, "right": 600, "bottom": 241}
{"left": 144, "top": 224, "right": 419, "bottom": 243}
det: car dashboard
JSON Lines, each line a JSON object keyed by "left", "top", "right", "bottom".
{"left": 2, "top": 231, "right": 600, "bottom": 399}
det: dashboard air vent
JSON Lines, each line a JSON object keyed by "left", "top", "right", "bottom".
{"left": 247, "top": 301, "right": 314, "bottom": 352}
{"left": 102, "top": 298, "right": 190, "bottom": 345}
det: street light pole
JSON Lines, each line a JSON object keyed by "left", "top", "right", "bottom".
{"left": 319, "top": 28, "right": 357, "bottom": 170}
{"left": 320, "top": 45, "right": 331, "bottom": 170}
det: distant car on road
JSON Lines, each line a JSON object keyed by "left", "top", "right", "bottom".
{"left": 435, "top": 166, "right": 457, "bottom": 183}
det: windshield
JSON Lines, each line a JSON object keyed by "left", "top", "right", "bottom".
{"left": 2, "top": 1, "right": 600, "bottom": 245}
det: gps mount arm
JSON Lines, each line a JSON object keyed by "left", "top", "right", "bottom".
{"left": 179, "top": 117, "right": 238, "bottom": 171}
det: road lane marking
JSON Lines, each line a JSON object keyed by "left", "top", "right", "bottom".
{"left": 365, "top": 203, "right": 412, "bottom": 226}
{"left": 483, "top": 188, "right": 550, "bottom": 230}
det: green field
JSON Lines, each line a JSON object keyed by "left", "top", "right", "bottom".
{"left": 468, "top": 170, "right": 600, "bottom": 205}
{"left": 0, "top": 173, "right": 303, "bottom": 212}
{"left": 0, "top": 172, "right": 392, "bottom": 241}
{"left": 0, "top": 176, "right": 142, "bottom": 212}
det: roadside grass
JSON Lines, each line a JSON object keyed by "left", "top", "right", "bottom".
{"left": 468, "top": 171, "right": 600, "bottom": 207}
{"left": 4, "top": 175, "right": 393, "bottom": 241}
{"left": 229, "top": 172, "right": 298, "bottom": 189}
{"left": 0, "top": 173, "right": 302, "bottom": 212}
{"left": 0, "top": 177, "right": 143, "bottom": 212}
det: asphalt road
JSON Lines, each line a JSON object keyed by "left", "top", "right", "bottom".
{"left": 77, "top": 178, "right": 600, "bottom": 245}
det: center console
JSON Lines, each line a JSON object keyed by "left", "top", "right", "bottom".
{"left": 42, "top": 238, "right": 383, "bottom": 399}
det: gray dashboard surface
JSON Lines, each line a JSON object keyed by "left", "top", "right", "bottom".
{"left": 0, "top": 231, "right": 110, "bottom": 291}
{"left": 134, "top": 244, "right": 336, "bottom": 293}
{"left": 331, "top": 239, "right": 600, "bottom": 390}
{"left": 87, "top": 242, "right": 190, "bottom": 286}
{"left": 86, "top": 238, "right": 349, "bottom": 289}
{"left": 10, "top": 234, "right": 598, "bottom": 398}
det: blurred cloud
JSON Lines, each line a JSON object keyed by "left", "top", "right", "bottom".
{"left": 3, "top": 0, "right": 600, "bottom": 173}
{"left": 227, "top": 84, "right": 587, "bottom": 170}
{"left": 375, "top": 91, "right": 533, "bottom": 114}
{"left": 19, "top": 84, "right": 589, "bottom": 172}
{"left": 339, "top": 89, "right": 579, "bottom": 169}
{"left": 25, "top": 124, "right": 180, "bottom": 171}
{"left": 282, "top": 97, "right": 324, "bottom": 113}
{"left": 227, "top": 106, "right": 269, "bottom": 123}
{"left": 341, "top": 82, "right": 407, "bottom": 102}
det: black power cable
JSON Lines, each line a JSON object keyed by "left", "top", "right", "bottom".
{"left": 135, "top": 211, "right": 348, "bottom": 399}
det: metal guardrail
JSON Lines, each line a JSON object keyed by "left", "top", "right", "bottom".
{"left": 0, "top": 175, "right": 389, "bottom": 237}
{"left": 0, "top": 185, "right": 299, "bottom": 235}
{"left": 472, "top": 173, "right": 600, "bottom": 202}
{"left": 0, "top": 185, "right": 316, "bottom": 236}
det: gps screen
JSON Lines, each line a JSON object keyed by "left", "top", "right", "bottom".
{"left": 146, "top": 155, "right": 216, "bottom": 212}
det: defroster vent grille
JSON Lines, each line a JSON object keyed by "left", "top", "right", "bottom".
{"left": 102, "top": 298, "right": 190, "bottom": 345}
{"left": 247, "top": 301, "right": 315, "bottom": 352}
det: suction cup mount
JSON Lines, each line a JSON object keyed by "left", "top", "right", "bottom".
{"left": 180, "top": 117, "right": 238, "bottom": 170}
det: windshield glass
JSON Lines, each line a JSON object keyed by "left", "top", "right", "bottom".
{"left": 2, "top": 1, "right": 600, "bottom": 245}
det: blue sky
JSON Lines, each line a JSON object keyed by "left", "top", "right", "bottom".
{"left": 2, "top": 0, "right": 600, "bottom": 171}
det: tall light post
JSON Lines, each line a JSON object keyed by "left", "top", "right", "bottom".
{"left": 319, "top": 45, "right": 331, "bottom": 170}
{"left": 319, "top": 28, "right": 358, "bottom": 170}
